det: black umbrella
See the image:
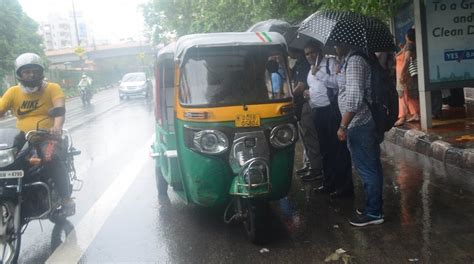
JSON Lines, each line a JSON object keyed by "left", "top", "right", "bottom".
{"left": 298, "top": 10, "right": 396, "bottom": 52}
{"left": 284, "top": 25, "right": 314, "bottom": 50}
{"left": 247, "top": 19, "right": 292, "bottom": 35}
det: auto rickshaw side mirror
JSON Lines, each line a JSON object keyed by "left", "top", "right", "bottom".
{"left": 266, "top": 60, "right": 279, "bottom": 73}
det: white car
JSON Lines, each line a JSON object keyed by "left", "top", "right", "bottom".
{"left": 118, "top": 72, "right": 151, "bottom": 100}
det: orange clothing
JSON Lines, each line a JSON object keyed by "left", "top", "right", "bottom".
{"left": 396, "top": 51, "right": 405, "bottom": 80}
{"left": 396, "top": 51, "right": 419, "bottom": 119}
{"left": 398, "top": 89, "right": 420, "bottom": 119}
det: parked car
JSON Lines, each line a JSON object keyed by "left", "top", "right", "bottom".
{"left": 118, "top": 72, "right": 151, "bottom": 100}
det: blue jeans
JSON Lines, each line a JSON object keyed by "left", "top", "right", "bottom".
{"left": 347, "top": 120, "right": 384, "bottom": 217}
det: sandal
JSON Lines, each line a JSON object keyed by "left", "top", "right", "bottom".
{"left": 394, "top": 118, "right": 405, "bottom": 126}
{"left": 407, "top": 115, "right": 420, "bottom": 122}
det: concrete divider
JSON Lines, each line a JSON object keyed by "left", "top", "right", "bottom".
{"left": 385, "top": 127, "right": 473, "bottom": 172}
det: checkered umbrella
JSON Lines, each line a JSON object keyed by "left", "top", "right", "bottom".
{"left": 298, "top": 10, "right": 396, "bottom": 52}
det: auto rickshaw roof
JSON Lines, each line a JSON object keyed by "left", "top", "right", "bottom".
{"left": 175, "top": 32, "right": 287, "bottom": 65}
{"left": 157, "top": 42, "right": 176, "bottom": 61}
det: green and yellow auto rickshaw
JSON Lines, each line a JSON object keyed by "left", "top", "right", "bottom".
{"left": 151, "top": 32, "right": 297, "bottom": 243}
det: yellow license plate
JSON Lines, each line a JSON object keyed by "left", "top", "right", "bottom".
{"left": 235, "top": 114, "right": 260, "bottom": 127}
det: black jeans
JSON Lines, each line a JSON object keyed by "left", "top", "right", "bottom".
{"left": 312, "top": 105, "right": 353, "bottom": 193}
{"left": 37, "top": 139, "right": 71, "bottom": 199}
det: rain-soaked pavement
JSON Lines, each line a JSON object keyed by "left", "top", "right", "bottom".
{"left": 11, "top": 88, "right": 474, "bottom": 263}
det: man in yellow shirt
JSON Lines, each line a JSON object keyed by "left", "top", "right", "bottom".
{"left": 0, "top": 53, "right": 74, "bottom": 214}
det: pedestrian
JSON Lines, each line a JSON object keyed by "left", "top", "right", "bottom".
{"left": 304, "top": 41, "right": 353, "bottom": 197}
{"left": 333, "top": 45, "right": 385, "bottom": 226}
{"left": 395, "top": 28, "right": 420, "bottom": 126}
{"left": 288, "top": 48, "right": 323, "bottom": 182}
{"left": 269, "top": 54, "right": 287, "bottom": 99}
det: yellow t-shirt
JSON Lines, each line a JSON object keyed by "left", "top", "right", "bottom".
{"left": 0, "top": 82, "right": 65, "bottom": 132}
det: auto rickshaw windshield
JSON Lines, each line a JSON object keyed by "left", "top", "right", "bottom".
{"left": 179, "top": 45, "right": 291, "bottom": 107}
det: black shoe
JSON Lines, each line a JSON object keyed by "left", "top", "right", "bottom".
{"left": 296, "top": 165, "right": 311, "bottom": 175}
{"left": 314, "top": 185, "right": 334, "bottom": 193}
{"left": 349, "top": 213, "right": 384, "bottom": 227}
{"left": 329, "top": 190, "right": 354, "bottom": 198}
{"left": 356, "top": 208, "right": 384, "bottom": 218}
{"left": 300, "top": 173, "right": 321, "bottom": 182}
{"left": 300, "top": 169, "right": 323, "bottom": 179}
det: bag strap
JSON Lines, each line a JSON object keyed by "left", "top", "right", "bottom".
{"left": 326, "top": 58, "right": 330, "bottom": 75}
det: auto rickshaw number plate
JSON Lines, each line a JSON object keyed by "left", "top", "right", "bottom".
{"left": 235, "top": 114, "right": 260, "bottom": 127}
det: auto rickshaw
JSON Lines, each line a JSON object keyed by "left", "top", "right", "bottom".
{"left": 151, "top": 32, "right": 297, "bottom": 243}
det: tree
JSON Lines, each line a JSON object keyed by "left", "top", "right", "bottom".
{"left": 141, "top": 0, "right": 403, "bottom": 43}
{"left": 317, "top": 0, "right": 404, "bottom": 21}
{"left": 0, "top": 0, "right": 44, "bottom": 82}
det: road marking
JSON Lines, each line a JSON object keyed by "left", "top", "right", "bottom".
{"left": 46, "top": 135, "right": 155, "bottom": 263}
{"left": 0, "top": 117, "right": 15, "bottom": 124}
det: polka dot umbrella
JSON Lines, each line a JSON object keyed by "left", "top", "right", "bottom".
{"left": 298, "top": 10, "right": 396, "bottom": 52}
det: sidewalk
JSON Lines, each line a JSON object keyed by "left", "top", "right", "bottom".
{"left": 385, "top": 106, "right": 474, "bottom": 172}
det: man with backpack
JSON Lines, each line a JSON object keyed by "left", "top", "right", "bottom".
{"left": 332, "top": 45, "right": 387, "bottom": 226}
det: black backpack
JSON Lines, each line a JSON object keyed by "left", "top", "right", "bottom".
{"left": 347, "top": 52, "right": 398, "bottom": 143}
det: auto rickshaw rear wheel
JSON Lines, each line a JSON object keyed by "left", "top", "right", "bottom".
{"left": 242, "top": 198, "right": 267, "bottom": 244}
{"left": 155, "top": 166, "right": 168, "bottom": 196}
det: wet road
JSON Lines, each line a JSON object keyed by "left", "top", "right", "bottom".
{"left": 11, "top": 89, "right": 474, "bottom": 263}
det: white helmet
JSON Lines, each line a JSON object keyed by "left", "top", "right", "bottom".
{"left": 14, "top": 53, "right": 45, "bottom": 92}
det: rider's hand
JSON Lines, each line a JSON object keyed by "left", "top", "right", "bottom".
{"left": 49, "top": 125, "right": 62, "bottom": 136}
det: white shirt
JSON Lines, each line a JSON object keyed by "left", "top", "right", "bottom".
{"left": 307, "top": 57, "right": 339, "bottom": 108}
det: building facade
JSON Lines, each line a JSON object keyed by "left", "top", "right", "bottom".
{"left": 38, "top": 12, "right": 92, "bottom": 50}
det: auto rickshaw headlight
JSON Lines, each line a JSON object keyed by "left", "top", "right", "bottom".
{"left": 193, "top": 130, "right": 229, "bottom": 155}
{"left": 270, "top": 124, "right": 297, "bottom": 148}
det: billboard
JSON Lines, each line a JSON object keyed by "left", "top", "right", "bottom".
{"left": 422, "top": 0, "right": 474, "bottom": 89}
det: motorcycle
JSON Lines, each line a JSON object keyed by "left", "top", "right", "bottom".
{"left": 0, "top": 107, "right": 82, "bottom": 263}
{"left": 79, "top": 85, "right": 92, "bottom": 105}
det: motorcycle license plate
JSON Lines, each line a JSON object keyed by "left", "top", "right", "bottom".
{"left": 235, "top": 114, "right": 260, "bottom": 127}
{"left": 0, "top": 170, "right": 24, "bottom": 179}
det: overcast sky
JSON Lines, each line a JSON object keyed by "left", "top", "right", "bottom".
{"left": 18, "top": 0, "right": 148, "bottom": 42}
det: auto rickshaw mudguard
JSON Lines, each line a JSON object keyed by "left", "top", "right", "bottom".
{"left": 175, "top": 119, "right": 234, "bottom": 207}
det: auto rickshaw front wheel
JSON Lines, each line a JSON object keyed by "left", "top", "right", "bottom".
{"left": 242, "top": 198, "right": 268, "bottom": 244}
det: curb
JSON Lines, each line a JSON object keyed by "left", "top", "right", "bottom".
{"left": 385, "top": 127, "right": 474, "bottom": 172}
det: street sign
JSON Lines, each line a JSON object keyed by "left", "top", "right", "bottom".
{"left": 75, "top": 47, "right": 86, "bottom": 58}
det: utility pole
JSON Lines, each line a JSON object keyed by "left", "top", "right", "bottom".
{"left": 71, "top": 0, "right": 81, "bottom": 46}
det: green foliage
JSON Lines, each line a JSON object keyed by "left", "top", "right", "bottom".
{"left": 141, "top": 0, "right": 403, "bottom": 43}
{"left": 318, "top": 0, "right": 405, "bottom": 21}
{"left": 0, "top": 0, "right": 44, "bottom": 81}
